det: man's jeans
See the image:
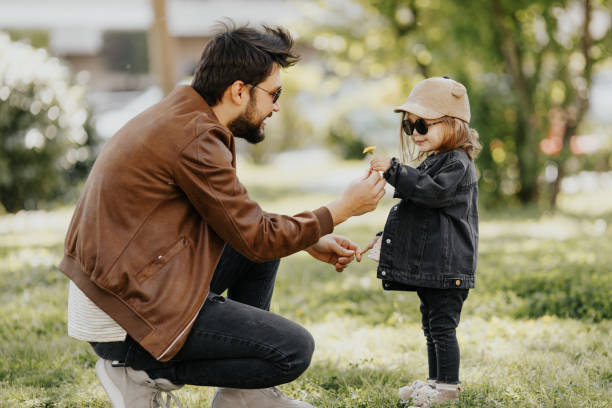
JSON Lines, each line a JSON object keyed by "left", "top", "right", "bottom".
{"left": 416, "top": 287, "right": 469, "bottom": 384}
{"left": 91, "top": 245, "right": 315, "bottom": 389}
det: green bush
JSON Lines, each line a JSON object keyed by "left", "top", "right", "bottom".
{"left": 507, "top": 268, "right": 612, "bottom": 322}
{"left": 0, "top": 33, "right": 97, "bottom": 212}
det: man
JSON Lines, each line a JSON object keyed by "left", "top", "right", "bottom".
{"left": 60, "top": 23, "right": 386, "bottom": 408}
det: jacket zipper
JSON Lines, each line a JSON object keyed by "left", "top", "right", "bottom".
{"left": 156, "top": 309, "right": 199, "bottom": 361}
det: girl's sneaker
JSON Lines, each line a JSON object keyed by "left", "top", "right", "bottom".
{"left": 409, "top": 382, "right": 461, "bottom": 407}
{"left": 398, "top": 379, "right": 434, "bottom": 401}
{"left": 431, "top": 383, "right": 461, "bottom": 403}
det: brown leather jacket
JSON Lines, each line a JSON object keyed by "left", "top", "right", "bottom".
{"left": 59, "top": 86, "right": 333, "bottom": 361}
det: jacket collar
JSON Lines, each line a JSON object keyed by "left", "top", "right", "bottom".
{"left": 167, "top": 85, "right": 225, "bottom": 129}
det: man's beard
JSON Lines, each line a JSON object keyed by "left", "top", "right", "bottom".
{"left": 228, "top": 100, "right": 266, "bottom": 144}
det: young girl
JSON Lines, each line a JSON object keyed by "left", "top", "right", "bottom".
{"left": 362, "top": 76, "right": 481, "bottom": 407}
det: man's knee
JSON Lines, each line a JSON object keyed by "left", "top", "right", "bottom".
{"left": 295, "top": 326, "right": 315, "bottom": 369}
{"left": 281, "top": 324, "right": 315, "bottom": 380}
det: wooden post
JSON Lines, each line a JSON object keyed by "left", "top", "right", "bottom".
{"left": 150, "top": 0, "right": 176, "bottom": 95}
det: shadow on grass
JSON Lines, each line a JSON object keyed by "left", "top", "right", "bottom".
{"left": 0, "top": 265, "right": 66, "bottom": 298}
{"left": 300, "top": 361, "right": 408, "bottom": 408}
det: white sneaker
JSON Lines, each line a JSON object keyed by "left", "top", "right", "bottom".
{"left": 430, "top": 383, "right": 461, "bottom": 404}
{"left": 95, "top": 359, "right": 183, "bottom": 408}
{"left": 408, "top": 382, "right": 461, "bottom": 408}
{"left": 211, "top": 387, "right": 314, "bottom": 408}
{"left": 398, "top": 379, "right": 434, "bottom": 401}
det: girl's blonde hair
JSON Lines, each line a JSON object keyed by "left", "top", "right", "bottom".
{"left": 399, "top": 112, "right": 482, "bottom": 163}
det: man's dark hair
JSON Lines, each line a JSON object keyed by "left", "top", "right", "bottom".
{"left": 191, "top": 21, "right": 300, "bottom": 106}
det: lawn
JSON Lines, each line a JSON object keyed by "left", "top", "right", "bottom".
{"left": 0, "top": 158, "right": 611, "bottom": 407}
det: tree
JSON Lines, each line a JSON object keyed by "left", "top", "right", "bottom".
{"left": 486, "top": 0, "right": 610, "bottom": 206}
{"left": 0, "top": 33, "right": 97, "bottom": 213}
{"left": 301, "top": 0, "right": 612, "bottom": 206}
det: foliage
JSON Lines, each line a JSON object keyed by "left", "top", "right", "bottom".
{"left": 0, "top": 161, "right": 610, "bottom": 406}
{"left": 327, "top": 116, "right": 368, "bottom": 159}
{"left": 298, "top": 0, "right": 612, "bottom": 207}
{"left": 0, "top": 33, "right": 98, "bottom": 213}
{"left": 455, "top": 0, "right": 612, "bottom": 207}
{"left": 507, "top": 267, "right": 611, "bottom": 321}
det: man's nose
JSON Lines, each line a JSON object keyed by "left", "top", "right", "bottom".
{"left": 272, "top": 100, "right": 280, "bottom": 112}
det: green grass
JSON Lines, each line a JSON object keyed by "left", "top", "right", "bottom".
{"left": 1, "top": 159, "right": 611, "bottom": 407}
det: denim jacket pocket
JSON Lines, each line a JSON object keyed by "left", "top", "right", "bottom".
{"left": 135, "top": 236, "right": 189, "bottom": 283}
{"left": 442, "top": 275, "right": 469, "bottom": 289}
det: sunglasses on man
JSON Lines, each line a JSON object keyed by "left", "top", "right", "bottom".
{"left": 253, "top": 85, "right": 282, "bottom": 104}
{"left": 402, "top": 118, "right": 445, "bottom": 136}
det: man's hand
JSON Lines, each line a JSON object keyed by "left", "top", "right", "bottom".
{"left": 369, "top": 157, "right": 392, "bottom": 173}
{"left": 326, "top": 170, "right": 386, "bottom": 225}
{"left": 306, "top": 234, "right": 362, "bottom": 272}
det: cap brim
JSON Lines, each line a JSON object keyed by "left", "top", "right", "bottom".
{"left": 393, "top": 102, "right": 443, "bottom": 119}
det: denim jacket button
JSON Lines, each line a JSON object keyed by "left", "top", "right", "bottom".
{"left": 455, "top": 279, "right": 461, "bottom": 286}
{"left": 384, "top": 282, "right": 390, "bottom": 288}
{"left": 385, "top": 238, "right": 391, "bottom": 244}
{"left": 381, "top": 270, "right": 386, "bottom": 276}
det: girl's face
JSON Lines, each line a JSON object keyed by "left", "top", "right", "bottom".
{"left": 405, "top": 112, "right": 445, "bottom": 153}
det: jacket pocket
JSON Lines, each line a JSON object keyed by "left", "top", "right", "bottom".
{"left": 442, "top": 275, "right": 469, "bottom": 289}
{"left": 135, "top": 236, "right": 189, "bottom": 284}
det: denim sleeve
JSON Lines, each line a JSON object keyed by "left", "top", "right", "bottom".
{"left": 383, "top": 157, "right": 467, "bottom": 208}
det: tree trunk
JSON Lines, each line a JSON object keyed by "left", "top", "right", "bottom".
{"left": 549, "top": 0, "right": 593, "bottom": 209}
{"left": 491, "top": 0, "right": 540, "bottom": 203}
{"left": 149, "top": 0, "right": 176, "bottom": 96}
{"left": 550, "top": 163, "right": 564, "bottom": 209}
{"left": 516, "top": 116, "right": 540, "bottom": 203}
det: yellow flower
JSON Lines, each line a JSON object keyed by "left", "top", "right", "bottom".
{"left": 362, "top": 146, "right": 376, "bottom": 154}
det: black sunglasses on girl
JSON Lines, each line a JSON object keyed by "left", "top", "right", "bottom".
{"left": 402, "top": 118, "right": 445, "bottom": 136}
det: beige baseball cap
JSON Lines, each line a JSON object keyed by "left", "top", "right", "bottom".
{"left": 394, "top": 76, "right": 471, "bottom": 123}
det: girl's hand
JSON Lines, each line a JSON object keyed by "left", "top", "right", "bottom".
{"left": 358, "top": 235, "right": 380, "bottom": 259}
{"left": 370, "top": 157, "right": 392, "bottom": 173}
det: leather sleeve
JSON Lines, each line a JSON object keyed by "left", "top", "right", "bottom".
{"left": 173, "top": 126, "right": 333, "bottom": 262}
{"left": 383, "top": 157, "right": 467, "bottom": 208}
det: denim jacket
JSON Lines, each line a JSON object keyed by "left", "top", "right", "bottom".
{"left": 377, "top": 149, "right": 478, "bottom": 291}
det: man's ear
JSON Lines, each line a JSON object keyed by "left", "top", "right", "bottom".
{"left": 228, "top": 80, "right": 249, "bottom": 107}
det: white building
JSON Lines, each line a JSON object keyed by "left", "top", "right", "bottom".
{"left": 0, "top": 0, "right": 305, "bottom": 91}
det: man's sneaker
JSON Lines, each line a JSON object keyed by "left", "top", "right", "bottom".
{"left": 398, "top": 379, "right": 434, "bottom": 401}
{"left": 95, "top": 359, "right": 183, "bottom": 408}
{"left": 211, "top": 387, "right": 314, "bottom": 408}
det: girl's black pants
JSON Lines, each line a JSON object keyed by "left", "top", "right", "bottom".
{"left": 416, "top": 287, "right": 469, "bottom": 384}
